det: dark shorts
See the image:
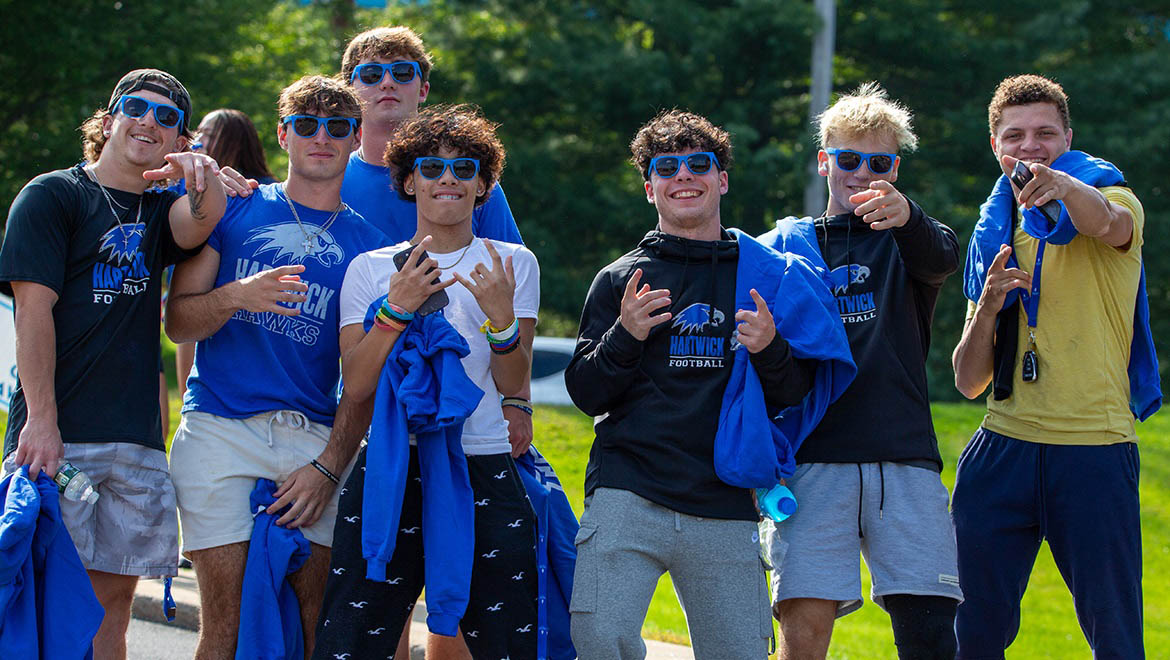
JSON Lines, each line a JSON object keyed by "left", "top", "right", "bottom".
{"left": 313, "top": 445, "right": 538, "bottom": 660}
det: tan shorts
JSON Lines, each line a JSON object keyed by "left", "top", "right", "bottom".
{"left": 3, "top": 442, "right": 179, "bottom": 577}
{"left": 170, "top": 410, "right": 354, "bottom": 553}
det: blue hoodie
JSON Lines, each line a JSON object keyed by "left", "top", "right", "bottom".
{"left": 962, "top": 150, "right": 1160, "bottom": 421}
{"left": 236, "top": 479, "right": 310, "bottom": 660}
{"left": 714, "top": 229, "right": 856, "bottom": 485}
{"left": 361, "top": 296, "right": 484, "bottom": 636}
{"left": 0, "top": 467, "right": 104, "bottom": 659}
{"left": 514, "top": 447, "right": 577, "bottom": 660}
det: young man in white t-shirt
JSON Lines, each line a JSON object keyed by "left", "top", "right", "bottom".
{"left": 312, "top": 105, "right": 541, "bottom": 660}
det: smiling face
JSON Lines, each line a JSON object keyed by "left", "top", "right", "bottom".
{"left": 278, "top": 112, "right": 360, "bottom": 184}
{"left": 352, "top": 54, "right": 430, "bottom": 130}
{"left": 101, "top": 89, "right": 185, "bottom": 169}
{"left": 644, "top": 149, "right": 728, "bottom": 236}
{"left": 991, "top": 102, "right": 1072, "bottom": 177}
{"left": 407, "top": 145, "right": 484, "bottom": 229}
{"left": 819, "top": 133, "right": 901, "bottom": 216}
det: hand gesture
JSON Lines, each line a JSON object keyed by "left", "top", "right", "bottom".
{"left": 735, "top": 288, "right": 777, "bottom": 353}
{"left": 386, "top": 235, "right": 457, "bottom": 314}
{"left": 268, "top": 458, "right": 339, "bottom": 528}
{"left": 143, "top": 152, "right": 221, "bottom": 192}
{"left": 14, "top": 416, "right": 64, "bottom": 479}
{"left": 849, "top": 180, "right": 910, "bottom": 230}
{"left": 618, "top": 268, "right": 672, "bottom": 341}
{"left": 451, "top": 239, "right": 516, "bottom": 328}
{"left": 1002, "top": 155, "right": 1075, "bottom": 210}
{"left": 217, "top": 166, "right": 259, "bottom": 198}
{"left": 978, "top": 244, "right": 1032, "bottom": 310}
{"left": 234, "top": 264, "right": 309, "bottom": 315}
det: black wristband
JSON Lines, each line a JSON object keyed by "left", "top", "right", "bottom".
{"left": 311, "top": 459, "right": 340, "bottom": 484}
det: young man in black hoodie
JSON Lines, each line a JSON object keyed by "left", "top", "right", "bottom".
{"left": 761, "top": 83, "right": 962, "bottom": 659}
{"left": 565, "top": 111, "right": 824, "bottom": 659}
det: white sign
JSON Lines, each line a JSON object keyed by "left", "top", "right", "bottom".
{"left": 0, "top": 296, "right": 16, "bottom": 412}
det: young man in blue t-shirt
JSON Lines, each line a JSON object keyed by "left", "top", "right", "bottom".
{"left": 165, "top": 75, "right": 387, "bottom": 659}
{"left": 0, "top": 68, "right": 227, "bottom": 659}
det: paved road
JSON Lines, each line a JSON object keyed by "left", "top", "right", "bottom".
{"left": 127, "top": 618, "right": 197, "bottom": 660}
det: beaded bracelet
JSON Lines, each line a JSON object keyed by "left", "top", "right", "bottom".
{"left": 501, "top": 397, "right": 533, "bottom": 415}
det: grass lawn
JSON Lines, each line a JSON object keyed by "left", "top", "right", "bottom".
{"left": 532, "top": 402, "right": 1170, "bottom": 658}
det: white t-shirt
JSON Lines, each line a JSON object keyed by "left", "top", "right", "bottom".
{"left": 340, "top": 237, "right": 540, "bottom": 455}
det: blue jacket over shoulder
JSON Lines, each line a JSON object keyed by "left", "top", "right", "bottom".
{"left": 361, "top": 297, "right": 484, "bottom": 636}
{"left": 716, "top": 229, "right": 856, "bottom": 485}
{"left": 0, "top": 467, "right": 103, "bottom": 660}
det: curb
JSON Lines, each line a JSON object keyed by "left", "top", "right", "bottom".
{"left": 132, "top": 570, "right": 694, "bottom": 659}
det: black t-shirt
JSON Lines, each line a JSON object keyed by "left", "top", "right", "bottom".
{"left": 0, "top": 165, "right": 197, "bottom": 454}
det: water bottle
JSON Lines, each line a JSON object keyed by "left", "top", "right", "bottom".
{"left": 755, "top": 484, "right": 797, "bottom": 522}
{"left": 54, "top": 462, "right": 100, "bottom": 504}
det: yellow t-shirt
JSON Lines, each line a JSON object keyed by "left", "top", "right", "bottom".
{"left": 974, "top": 186, "right": 1145, "bottom": 445}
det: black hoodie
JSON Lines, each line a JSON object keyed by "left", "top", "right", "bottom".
{"left": 796, "top": 197, "right": 959, "bottom": 469}
{"left": 566, "top": 229, "right": 816, "bottom": 521}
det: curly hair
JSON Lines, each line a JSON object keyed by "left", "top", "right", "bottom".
{"left": 277, "top": 75, "right": 362, "bottom": 127}
{"left": 79, "top": 110, "right": 113, "bottom": 163}
{"left": 818, "top": 81, "right": 918, "bottom": 152}
{"left": 341, "top": 26, "right": 433, "bottom": 84}
{"left": 384, "top": 104, "right": 504, "bottom": 206}
{"left": 988, "top": 74, "right": 1070, "bottom": 135}
{"left": 629, "top": 110, "right": 733, "bottom": 180}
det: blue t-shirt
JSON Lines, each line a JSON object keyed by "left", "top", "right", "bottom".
{"left": 340, "top": 151, "right": 524, "bottom": 244}
{"left": 183, "top": 183, "right": 389, "bottom": 424}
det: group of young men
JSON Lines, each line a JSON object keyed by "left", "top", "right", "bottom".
{"left": 0, "top": 18, "right": 1153, "bottom": 660}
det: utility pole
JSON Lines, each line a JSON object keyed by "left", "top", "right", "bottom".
{"left": 804, "top": 0, "right": 836, "bottom": 217}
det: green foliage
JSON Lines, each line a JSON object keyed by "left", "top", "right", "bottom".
{"left": 2, "top": 0, "right": 1168, "bottom": 388}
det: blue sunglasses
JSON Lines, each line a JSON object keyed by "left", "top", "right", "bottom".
{"left": 115, "top": 95, "right": 185, "bottom": 129}
{"left": 646, "top": 151, "right": 722, "bottom": 179}
{"left": 413, "top": 157, "right": 481, "bottom": 181}
{"left": 281, "top": 115, "right": 358, "bottom": 140}
{"left": 350, "top": 61, "right": 422, "bottom": 86}
{"left": 825, "top": 148, "right": 897, "bottom": 174}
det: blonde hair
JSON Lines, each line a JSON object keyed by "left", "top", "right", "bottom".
{"left": 817, "top": 82, "right": 918, "bottom": 152}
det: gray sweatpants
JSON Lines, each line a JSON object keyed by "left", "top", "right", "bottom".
{"left": 570, "top": 487, "right": 773, "bottom": 659}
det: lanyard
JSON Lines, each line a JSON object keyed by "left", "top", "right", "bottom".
{"left": 1021, "top": 239, "right": 1047, "bottom": 330}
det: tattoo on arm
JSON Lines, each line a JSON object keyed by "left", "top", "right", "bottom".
{"left": 189, "top": 188, "right": 207, "bottom": 222}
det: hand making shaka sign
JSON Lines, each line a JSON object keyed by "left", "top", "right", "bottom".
{"left": 452, "top": 239, "right": 517, "bottom": 328}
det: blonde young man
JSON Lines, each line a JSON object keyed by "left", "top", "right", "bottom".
{"left": 761, "top": 83, "right": 962, "bottom": 660}
{"left": 166, "top": 76, "right": 387, "bottom": 659}
{"left": 0, "top": 68, "right": 226, "bottom": 659}
{"left": 952, "top": 74, "right": 1153, "bottom": 659}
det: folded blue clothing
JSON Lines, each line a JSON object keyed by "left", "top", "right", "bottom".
{"left": 716, "top": 228, "right": 856, "bottom": 485}
{"left": 962, "top": 150, "right": 1160, "bottom": 421}
{"left": 237, "top": 478, "right": 310, "bottom": 660}
{"left": 0, "top": 467, "right": 103, "bottom": 660}
{"left": 361, "top": 297, "right": 484, "bottom": 636}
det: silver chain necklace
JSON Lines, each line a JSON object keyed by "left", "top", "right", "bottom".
{"left": 282, "top": 187, "right": 343, "bottom": 255}
{"left": 85, "top": 165, "right": 141, "bottom": 253}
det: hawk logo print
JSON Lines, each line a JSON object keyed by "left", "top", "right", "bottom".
{"left": 245, "top": 223, "right": 344, "bottom": 268}
{"left": 828, "top": 264, "right": 870, "bottom": 295}
{"left": 671, "top": 302, "right": 725, "bottom": 334}
{"left": 98, "top": 223, "right": 146, "bottom": 264}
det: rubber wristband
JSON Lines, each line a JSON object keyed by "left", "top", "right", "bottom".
{"left": 310, "top": 459, "right": 340, "bottom": 484}
{"left": 501, "top": 398, "right": 533, "bottom": 415}
{"left": 381, "top": 300, "right": 414, "bottom": 322}
{"left": 484, "top": 318, "right": 520, "bottom": 344}
{"left": 490, "top": 338, "right": 521, "bottom": 355}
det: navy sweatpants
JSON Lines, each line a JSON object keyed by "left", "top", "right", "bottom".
{"left": 951, "top": 428, "right": 1143, "bottom": 659}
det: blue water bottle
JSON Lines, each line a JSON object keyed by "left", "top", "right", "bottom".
{"left": 755, "top": 484, "right": 797, "bottom": 522}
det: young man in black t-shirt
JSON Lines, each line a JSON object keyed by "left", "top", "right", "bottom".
{"left": 761, "top": 83, "right": 962, "bottom": 660}
{"left": 0, "top": 69, "right": 226, "bottom": 659}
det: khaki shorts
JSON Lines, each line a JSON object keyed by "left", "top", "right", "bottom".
{"left": 3, "top": 442, "right": 179, "bottom": 577}
{"left": 170, "top": 410, "right": 353, "bottom": 553}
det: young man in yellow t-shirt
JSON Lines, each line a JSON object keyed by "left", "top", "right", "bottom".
{"left": 952, "top": 74, "right": 1148, "bottom": 658}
